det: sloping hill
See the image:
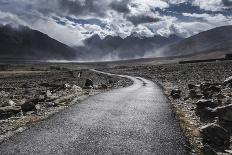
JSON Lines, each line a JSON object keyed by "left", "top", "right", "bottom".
{"left": 0, "top": 25, "right": 78, "bottom": 60}
{"left": 163, "top": 25, "right": 232, "bottom": 56}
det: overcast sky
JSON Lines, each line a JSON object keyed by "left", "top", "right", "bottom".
{"left": 0, "top": 0, "right": 232, "bottom": 46}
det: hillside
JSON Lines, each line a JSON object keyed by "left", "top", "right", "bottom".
{"left": 162, "top": 25, "right": 232, "bottom": 56}
{"left": 0, "top": 25, "right": 79, "bottom": 60}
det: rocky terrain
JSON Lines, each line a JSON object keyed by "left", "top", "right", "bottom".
{"left": 102, "top": 60, "right": 232, "bottom": 155}
{"left": 0, "top": 64, "right": 132, "bottom": 143}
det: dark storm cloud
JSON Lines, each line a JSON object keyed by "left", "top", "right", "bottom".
{"left": 222, "top": 0, "right": 232, "bottom": 6}
{"left": 127, "top": 15, "right": 161, "bottom": 26}
{"left": 110, "top": 0, "right": 131, "bottom": 13}
{"left": 58, "top": 0, "right": 107, "bottom": 16}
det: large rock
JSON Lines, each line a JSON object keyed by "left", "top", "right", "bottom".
{"left": 200, "top": 123, "right": 230, "bottom": 148}
{"left": 212, "top": 104, "right": 232, "bottom": 122}
{"left": 170, "top": 89, "right": 181, "bottom": 99}
{"left": 0, "top": 106, "right": 21, "bottom": 118}
{"left": 85, "top": 79, "right": 93, "bottom": 87}
{"left": 100, "top": 84, "right": 108, "bottom": 89}
{"left": 188, "top": 83, "right": 198, "bottom": 90}
{"left": 196, "top": 99, "right": 218, "bottom": 109}
{"left": 21, "top": 100, "right": 36, "bottom": 112}
{"left": 202, "top": 145, "right": 217, "bottom": 155}
{"left": 189, "top": 89, "right": 202, "bottom": 99}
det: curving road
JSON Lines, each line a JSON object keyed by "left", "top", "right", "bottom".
{"left": 0, "top": 72, "right": 189, "bottom": 155}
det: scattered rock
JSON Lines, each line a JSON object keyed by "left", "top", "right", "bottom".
{"left": 21, "top": 100, "right": 36, "bottom": 112}
{"left": 170, "top": 89, "right": 181, "bottom": 99}
{"left": 85, "top": 79, "right": 93, "bottom": 87}
{"left": 200, "top": 123, "right": 230, "bottom": 148}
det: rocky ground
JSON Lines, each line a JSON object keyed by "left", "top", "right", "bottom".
{"left": 102, "top": 60, "right": 232, "bottom": 155}
{"left": 0, "top": 64, "right": 132, "bottom": 143}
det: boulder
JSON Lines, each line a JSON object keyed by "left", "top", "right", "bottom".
{"left": 189, "top": 89, "right": 202, "bottom": 99}
{"left": 21, "top": 100, "right": 36, "bottom": 112}
{"left": 101, "top": 84, "right": 108, "bottom": 89}
{"left": 0, "top": 106, "right": 21, "bottom": 117}
{"left": 196, "top": 99, "right": 217, "bottom": 109}
{"left": 170, "top": 89, "right": 181, "bottom": 99}
{"left": 207, "top": 85, "right": 221, "bottom": 93}
{"left": 85, "top": 79, "right": 93, "bottom": 87}
{"left": 200, "top": 82, "right": 212, "bottom": 91}
{"left": 202, "top": 145, "right": 217, "bottom": 155}
{"left": 212, "top": 104, "right": 232, "bottom": 122}
{"left": 196, "top": 107, "right": 215, "bottom": 121}
{"left": 200, "top": 123, "right": 230, "bottom": 147}
{"left": 188, "top": 84, "right": 198, "bottom": 90}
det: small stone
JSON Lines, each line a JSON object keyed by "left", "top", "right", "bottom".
{"left": 64, "top": 83, "right": 71, "bottom": 89}
{"left": 170, "top": 89, "right": 181, "bottom": 99}
{"left": 8, "top": 100, "right": 16, "bottom": 106}
{"left": 85, "top": 79, "right": 93, "bottom": 87}
{"left": 71, "top": 85, "right": 82, "bottom": 92}
{"left": 46, "top": 90, "right": 52, "bottom": 97}
{"left": 35, "top": 104, "right": 41, "bottom": 110}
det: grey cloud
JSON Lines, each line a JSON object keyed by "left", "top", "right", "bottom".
{"left": 110, "top": 0, "right": 131, "bottom": 13}
{"left": 222, "top": 0, "right": 232, "bottom": 7}
{"left": 127, "top": 15, "right": 161, "bottom": 26}
{"left": 58, "top": 0, "right": 108, "bottom": 16}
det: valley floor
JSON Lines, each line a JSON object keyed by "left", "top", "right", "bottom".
{"left": 0, "top": 65, "right": 132, "bottom": 143}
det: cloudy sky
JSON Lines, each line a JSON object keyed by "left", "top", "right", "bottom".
{"left": 0, "top": 0, "right": 232, "bottom": 46}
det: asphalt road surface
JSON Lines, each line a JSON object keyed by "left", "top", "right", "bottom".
{"left": 0, "top": 72, "right": 189, "bottom": 155}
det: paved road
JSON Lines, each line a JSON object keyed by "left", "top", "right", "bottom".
{"left": 0, "top": 72, "right": 189, "bottom": 155}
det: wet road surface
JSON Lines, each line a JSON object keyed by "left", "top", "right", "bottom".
{"left": 0, "top": 72, "right": 189, "bottom": 155}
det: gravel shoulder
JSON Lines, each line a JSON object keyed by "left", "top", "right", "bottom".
{"left": 0, "top": 65, "right": 132, "bottom": 143}
{"left": 101, "top": 60, "right": 232, "bottom": 155}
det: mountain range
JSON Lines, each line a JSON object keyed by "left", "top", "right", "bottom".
{"left": 0, "top": 24, "right": 232, "bottom": 61}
